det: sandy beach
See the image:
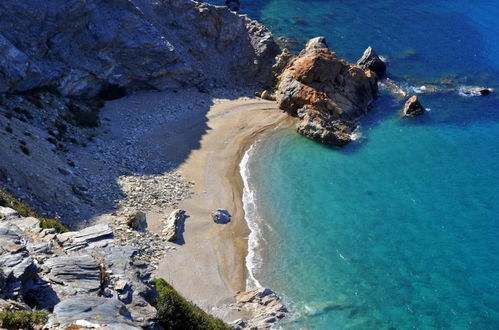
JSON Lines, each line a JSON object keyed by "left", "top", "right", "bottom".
{"left": 151, "top": 97, "right": 289, "bottom": 316}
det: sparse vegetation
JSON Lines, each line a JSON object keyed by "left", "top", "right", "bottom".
{"left": 0, "top": 310, "right": 49, "bottom": 329}
{"left": 65, "top": 103, "right": 100, "bottom": 128}
{"left": 152, "top": 278, "right": 232, "bottom": 330}
{"left": 0, "top": 189, "right": 68, "bottom": 232}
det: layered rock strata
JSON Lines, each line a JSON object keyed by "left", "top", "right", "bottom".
{"left": 276, "top": 37, "right": 383, "bottom": 146}
{"left": 0, "top": 206, "right": 156, "bottom": 329}
{"left": 1, "top": 206, "right": 286, "bottom": 329}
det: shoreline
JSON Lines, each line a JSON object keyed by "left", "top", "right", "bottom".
{"left": 150, "top": 95, "right": 292, "bottom": 320}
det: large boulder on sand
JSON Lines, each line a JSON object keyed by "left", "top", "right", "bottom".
{"left": 162, "top": 209, "right": 187, "bottom": 242}
{"left": 403, "top": 95, "right": 425, "bottom": 117}
{"left": 211, "top": 209, "right": 232, "bottom": 224}
{"left": 357, "top": 46, "right": 387, "bottom": 77}
{"left": 276, "top": 37, "right": 379, "bottom": 146}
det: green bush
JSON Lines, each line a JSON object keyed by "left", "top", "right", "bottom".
{"left": 0, "top": 189, "right": 68, "bottom": 233}
{"left": 152, "top": 278, "right": 232, "bottom": 330}
{"left": 0, "top": 310, "right": 49, "bottom": 329}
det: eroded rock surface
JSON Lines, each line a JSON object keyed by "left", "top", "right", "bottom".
{"left": 357, "top": 46, "right": 387, "bottom": 77}
{"left": 0, "top": 0, "right": 280, "bottom": 96}
{"left": 276, "top": 37, "right": 380, "bottom": 146}
{"left": 403, "top": 95, "right": 425, "bottom": 117}
{"left": 232, "top": 288, "right": 288, "bottom": 330}
{"left": 162, "top": 209, "right": 187, "bottom": 242}
{"left": 0, "top": 208, "right": 157, "bottom": 328}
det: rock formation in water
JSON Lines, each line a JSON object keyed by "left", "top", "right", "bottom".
{"left": 403, "top": 95, "right": 425, "bottom": 117}
{"left": 357, "top": 46, "right": 387, "bottom": 77}
{"left": 0, "top": 0, "right": 280, "bottom": 97}
{"left": 275, "top": 37, "right": 381, "bottom": 146}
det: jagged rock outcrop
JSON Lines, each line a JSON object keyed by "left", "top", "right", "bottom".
{"left": 162, "top": 209, "right": 187, "bottom": 242}
{"left": 232, "top": 288, "right": 287, "bottom": 330}
{"left": 0, "top": 208, "right": 157, "bottom": 328}
{"left": 357, "top": 46, "right": 387, "bottom": 77}
{"left": 0, "top": 0, "right": 280, "bottom": 97}
{"left": 276, "top": 37, "right": 379, "bottom": 146}
{"left": 50, "top": 296, "right": 140, "bottom": 329}
{"left": 403, "top": 95, "right": 425, "bottom": 117}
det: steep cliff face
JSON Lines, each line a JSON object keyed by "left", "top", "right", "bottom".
{"left": 0, "top": 0, "right": 280, "bottom": 97}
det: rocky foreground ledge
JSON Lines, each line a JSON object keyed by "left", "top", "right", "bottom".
{"left": 0, "top": 206, "right": 286, "bottom": 329}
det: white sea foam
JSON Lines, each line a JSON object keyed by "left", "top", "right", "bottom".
{"left": 458, "top": 86, "right": 492, "bottom": 97}
{"left": 349, "top": 125, "right": 363, "bottom": 141}
{"left": 240, "top": 143, "right": 264, "bottom": 289}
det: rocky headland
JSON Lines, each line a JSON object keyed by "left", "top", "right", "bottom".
{"left": 274, "top": 37, "right": 381, "bottom": 146}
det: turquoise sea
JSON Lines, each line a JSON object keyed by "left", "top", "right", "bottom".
{"left": 237, "top": 0, "right": 499, "bottom": 329}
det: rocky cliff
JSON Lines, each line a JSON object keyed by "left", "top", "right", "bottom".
{"left": 0, "top": 0, "right": 280, "bottom": 97}
{"left": 0, "top": 206, "right": 157, "bottom": 329}
{"left": 275, "top": 37, "right": 383, "bottom": 146}
{"left": 0, "top": 206, "right": 286, "bottom": 329}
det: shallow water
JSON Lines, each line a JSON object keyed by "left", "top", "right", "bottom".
{"left": 237, "top": 0, "right": 499, "bottom": 329}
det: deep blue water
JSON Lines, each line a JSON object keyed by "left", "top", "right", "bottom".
{"left": 237, "top": 0, "right": 499, "bottom": 329}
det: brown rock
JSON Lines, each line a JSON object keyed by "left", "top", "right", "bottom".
{"left": 276, "top": 37, "right": 379, "bottom": 146}
{"left": 403, "top": 95, "right": 425, "bottom": 117}
{"left": 296, "top": 106, "right": 355, "bottom": 146}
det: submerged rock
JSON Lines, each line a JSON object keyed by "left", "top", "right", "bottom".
{"left": 276, "top": 37, "right": 379, "bottom": 146}
{"left": 211, "top": 209, "right": 232, "bottom": 224}
{"left": 479, "top": 88, "right": 491, "bottom": 95}
{"left": 403, "top": 95, "right": 425, "bottom": 117}
{"left": 357, "top": 46, "right": 387, "bottom": 77}
{"left": 225, "top": 0, "right": 240, "bottom": 11}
